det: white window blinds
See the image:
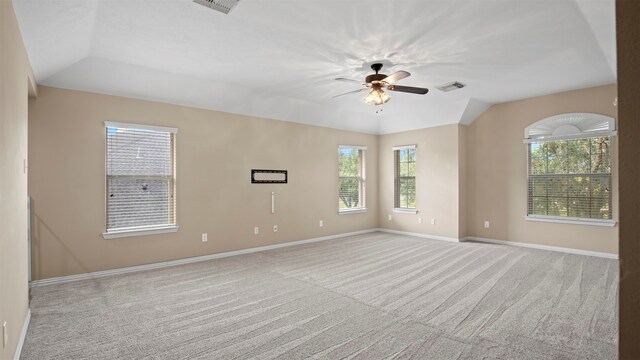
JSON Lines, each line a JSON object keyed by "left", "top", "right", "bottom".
{"left": 338, "top": 146, "right": 366, "bottom": 211}
{"left": 105, "top": 122, "right": 177, "bottom": 232}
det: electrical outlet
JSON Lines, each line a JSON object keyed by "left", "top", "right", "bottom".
{"left": 418, "top": 218, "right": 422, "bottom": 224}
{"left": 484, "top": 221, "right": 490, "bottom": 229}
{"left": 319, "top": 220, "right": 324, "bottom": 227}
{"left": 388, "top": 214, "right": 392, "bottom": 221}
{"left": 254, "top": 227, "right": 259, "bottom": 235}
{"left": 273, "top": 225, "right": 278, "bottom": 232}
{"left": 201, "top": 233, "right": 208, "bottom": 242}
{"left": 3, "top": 321, "right": 7, "bottom": 349}
{"left": 431, "top": 218, "right": 436, "bottom": 225}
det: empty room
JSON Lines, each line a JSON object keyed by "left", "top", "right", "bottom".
{"left": 1, "top": 0, "right": 639, "bottom": 359}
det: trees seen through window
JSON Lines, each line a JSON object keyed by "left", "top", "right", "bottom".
{"left": 338, "top": 147, "right": 365, "bottom": 210}
{"left": 528, "top": 137, "right": 611, "bottom": 219}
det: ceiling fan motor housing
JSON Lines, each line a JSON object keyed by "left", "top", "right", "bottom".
{"left": 366, "top": 73, "right": 387, "bottom": 83}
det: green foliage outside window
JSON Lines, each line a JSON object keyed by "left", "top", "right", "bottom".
{"left": 339, "top": 148, "right": 364, "bottom": 209}
{"left": 528, "top": 137, "right": 611, "bottom": 219}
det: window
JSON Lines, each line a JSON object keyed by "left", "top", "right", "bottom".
{"left": 394, "top": 145, "right": 416, "bottom": 211}
{"left": 338, "top": 146, "right": 366, "bottom": 212}
{"left": 527, "top": 137, "right": 612, "bottom": 221}
{"left": 104, "top": 122, "right": 177, "bottom": 238}
{"left": 524, "top": 113, "right": 616, "bottom": 225}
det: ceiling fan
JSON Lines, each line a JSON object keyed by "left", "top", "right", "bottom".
{"left": 333, "top": 63, "right": 429, "bottom": 105}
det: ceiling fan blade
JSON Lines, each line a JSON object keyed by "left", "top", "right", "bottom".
{"left": 387, "top": 85, "right": 429, "bottom": 95}
{"left": 335, "top": 77, "right": 363, "bottom": 84}
{"left": 332, "top": 88, "right": 367, "bottom": 98}
{"left": 382, "top": 71, "right": 411, "bottom": 84}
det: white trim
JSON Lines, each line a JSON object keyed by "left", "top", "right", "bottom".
{"left": 105, "top": 121, "right": 178, "bottom": 134}
{"left": 271, "top": 192, "right": 275, "bottom": 214}
{"left": 376, "top": 228, "right": 460, "bottom": 243}
{"left": 13, "top": 309, "right": 30, "bottom": 360}
{"left": 525, "top": 216, "right": 616, "bottom": 227}
{"left": 392, "top": 144, "right": 416, "bottom": 151}
{"left": 102, "top": 225, "right": 179, "bottom": 239}
{"left": 338, "top": 145, "right": 367, "bottom": 150}
{"left": 461, "top": 236, "right": 618, "bottom": 259}
{"left": 31, "top": 229, "right": 378, "bottom": 287}
{"left": 393, "top": 208, "right": 418, "bottom": 214}
{"left": 31, "top": 229, "right": 619, "bottom": 287}
{"left": 339, "top": 208, "right": 367, "bottom": 214}
{"left": 523, "top": 131, "right": 616, "bottom": 143}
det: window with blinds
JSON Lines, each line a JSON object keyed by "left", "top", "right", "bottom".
{"left": 338, "top": 146, "right": 366, "bottom": 212}
{"left": 105, "top": 122, "right": 177, "bottom": 233}
{"left": 394, "top": 145, "right": 416, "bottom": 209}
{"left": 527, "top": 137, "right": 612, "bottom": 220}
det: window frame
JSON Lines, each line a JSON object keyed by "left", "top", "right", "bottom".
{"left": 393, "top": 145, "right": 417, "bottom": 213}
{"left": 338, "top": 145, "right": 367, "bottom": 214}
{"left": 102, "top": 121, "right": 179, "bottom": 239}
{"left": 525, "top": 136, "right": 615, "bottom": 227}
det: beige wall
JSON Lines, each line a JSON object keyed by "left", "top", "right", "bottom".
{"left": 28, "top": 86, "right": 378, "bottom": 280}
{"left": 0, "top": 1, "right": 32, "bottom": 358}
{"left": 617, "top": 0, "right": 640, "bottom": 356}
{"left": 466, "top": 84, "right": 618, "bottom": 254}
{"left": 378, "top": 124, "right": 464, "bottom": 239}
{"left": 375, "top": 85, "right": 618, "bottom": 255}
{"left": 29, "top": 83, "right": 620, "bottom": 283}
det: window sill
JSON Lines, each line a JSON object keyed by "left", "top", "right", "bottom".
{"left": 103, "top": 225, "right": 179, "bottom": 239}
{"left": 339, "top": 208, "right": 367, "bottom": 215}
{"left": 525, "top": 216, "right": 616, "bottom": 227}
{"left": 393, "top": 208, "right": 418, "bottom": 214}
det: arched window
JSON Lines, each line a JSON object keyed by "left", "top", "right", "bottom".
{"left": 524, "top": 113, "right": 616, "bottom": 225}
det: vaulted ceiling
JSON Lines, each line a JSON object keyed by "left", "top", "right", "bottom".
{"left": 14, "top": 0, "right": 616, "bottom": 134}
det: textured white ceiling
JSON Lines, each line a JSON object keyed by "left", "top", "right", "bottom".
{"left": 13, "top": 0, "right": 616, "bottom": 134}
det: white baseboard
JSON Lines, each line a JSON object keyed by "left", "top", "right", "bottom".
{"left": 29, "top": 229, "right": 617, "bottom": 287}
{"left": 376, "top": 229, "right": 618, "bottom": 259}
{"left": 29, "top": 229, "right": 378, "bottom": 287}
{"left": 376, "top": 228, "right": 460, "bottom": 243}
{"left": 13, "top": 309, "right": 30, "bottom": 360}
{"left": 462, "top": 236, "right": 618, "bottom": 259}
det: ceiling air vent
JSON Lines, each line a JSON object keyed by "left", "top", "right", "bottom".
{"left": 193, "top": 0, "right": 240, "bottom": 14}
{"left": 436, "top": 82, "right": 465, "bottom": 92}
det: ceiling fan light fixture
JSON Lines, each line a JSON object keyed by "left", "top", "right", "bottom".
{"left": 364, "top": 87, "right": 390, "bottom": 106}
{"left": 333, "top": 63, "right": 427, "bottom": 103}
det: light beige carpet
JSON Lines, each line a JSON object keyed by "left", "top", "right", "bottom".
{"left": 22, "top": 232, "right": 618, "bottom": 359}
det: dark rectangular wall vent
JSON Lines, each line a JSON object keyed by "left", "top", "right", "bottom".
{"left": 436, "top": 81, "right": 465, "bottom": 92}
